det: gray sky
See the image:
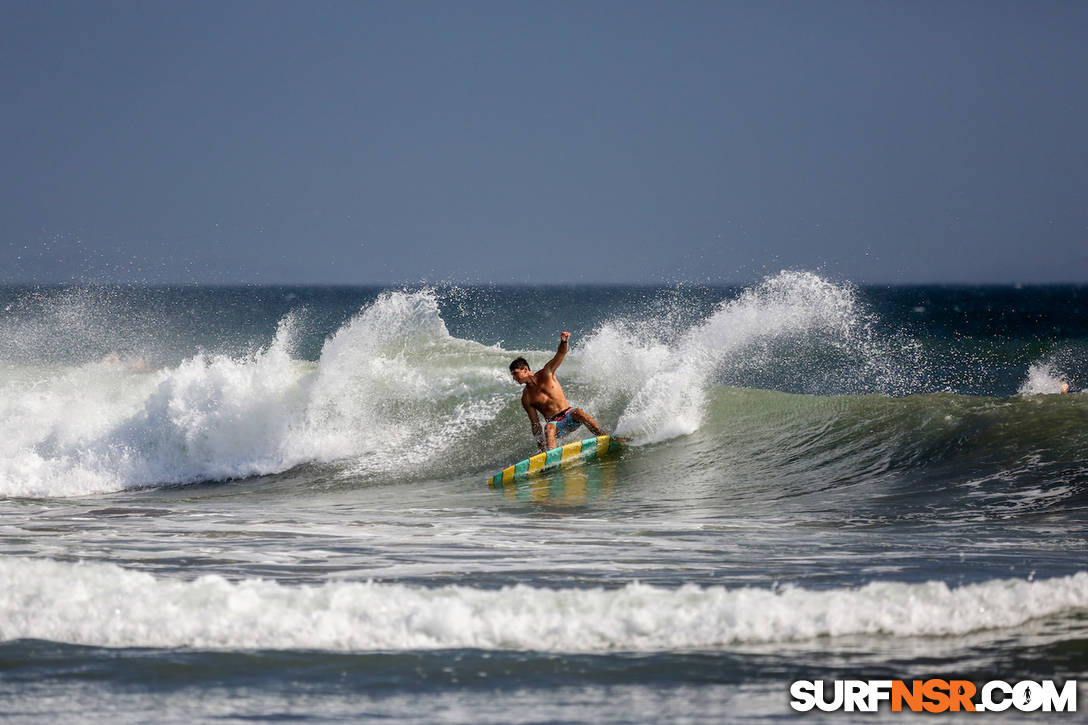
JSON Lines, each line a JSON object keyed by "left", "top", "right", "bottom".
{"left": 3, "top": 0, "right": 1086, "bottom": 284}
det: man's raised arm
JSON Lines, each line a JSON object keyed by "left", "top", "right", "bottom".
{"left": 541, "top": 331, "right": 571, "bottom": 376}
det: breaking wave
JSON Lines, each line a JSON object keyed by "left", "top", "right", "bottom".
{"left": 2, "top": 557, "right": 1085, "bottom": 652}
{"left": 3, "top": 273, "right": 1082, "bottom": 498}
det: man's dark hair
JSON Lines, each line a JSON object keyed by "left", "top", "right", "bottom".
{"left": 509, "top": 357, "right": 530, "bottom": 372}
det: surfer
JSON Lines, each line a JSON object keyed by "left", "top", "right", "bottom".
{"left": 510, "top": 331, "right": 607, "bottom": 452}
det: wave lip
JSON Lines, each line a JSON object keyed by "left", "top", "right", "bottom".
{"left": 2, "top": 558, "right": 1086, "bottom": 653}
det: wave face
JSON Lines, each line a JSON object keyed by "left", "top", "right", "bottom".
{"left": 2, "top": 557, "right": 1085, "bottom": 652}
{"left": 1, "top": 274, "right": 1086, "bottom": 498}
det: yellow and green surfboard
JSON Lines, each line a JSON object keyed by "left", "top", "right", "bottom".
{"left": 488, "top": 435, "right": 619, "bottom": 488}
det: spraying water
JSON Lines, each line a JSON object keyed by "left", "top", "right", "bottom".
{"left": 581, "top": 271, "right": 924, "bottom": 443}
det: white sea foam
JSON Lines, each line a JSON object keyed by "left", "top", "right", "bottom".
{"left": 1018, "top": 361, "right": 1072, "bottom": 395}
{"left": 295, "top": 291, "right": 508, "bottom": 473}
{"left": 1, "top": 557, "right": 1085, "bottom": 652}
{"left": 0, "top": 315, "right": 312, "bottom": 496}
{"left": 0, "top": 292, "right": 508, "bottom": 497}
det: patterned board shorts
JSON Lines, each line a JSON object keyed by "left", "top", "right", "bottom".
{"left": 546, "top": 407, "right": 582, "bottom": 438}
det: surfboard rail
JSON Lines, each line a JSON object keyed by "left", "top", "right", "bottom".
{"left": 488, "top": 435, "right": 616, "bottom": 487}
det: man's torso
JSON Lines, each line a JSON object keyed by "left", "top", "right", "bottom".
{"left": 522, "top": 371, "right": 570, "bottom": 420}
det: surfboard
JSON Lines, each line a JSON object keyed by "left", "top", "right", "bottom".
{"left": 488, "top": 435, "right": 619, "bottom": 488}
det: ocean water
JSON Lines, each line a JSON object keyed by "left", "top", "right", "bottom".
{"left": 1, "top": 272, "right": 1086, "bottom": 722}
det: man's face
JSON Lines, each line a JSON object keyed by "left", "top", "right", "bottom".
{"left": 511, "top": 366, "right": 531, "bottom": 384}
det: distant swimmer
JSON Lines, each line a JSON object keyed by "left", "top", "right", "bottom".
{"left": 1061, "top": 381, "right": 1070, "bottom": 394}
{"left": 509, "top": 331, "right": 607, "bottom": 452}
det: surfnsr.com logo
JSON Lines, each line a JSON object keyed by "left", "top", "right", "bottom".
{"left": 789, "top": 679, "right": 1078, "bottom": 713}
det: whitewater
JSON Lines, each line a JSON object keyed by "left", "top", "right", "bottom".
{"left": 1, "top": 273, "right": 1086, "bottom": 722}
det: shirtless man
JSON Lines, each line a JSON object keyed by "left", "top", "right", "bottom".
{"left": 509, "top": 331, "right": 607, "bottom": 452}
